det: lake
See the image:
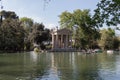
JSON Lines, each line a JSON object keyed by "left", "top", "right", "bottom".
{"left": 0, "top": 52, "right": 120, "bottom": 80}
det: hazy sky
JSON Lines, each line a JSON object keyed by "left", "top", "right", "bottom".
{"left": 1, "top": 0, "right": 99, "bottom": 29}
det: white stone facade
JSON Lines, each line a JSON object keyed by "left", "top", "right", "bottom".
{"left": 51, "top": 28, "right": 72, "bottom": 50}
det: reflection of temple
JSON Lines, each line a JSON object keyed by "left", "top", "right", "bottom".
{"left": 44, "top": 53, "right": 59, "bottom": 80}
{"left": 51, "top": 28, "right": 72, "bottom": 51}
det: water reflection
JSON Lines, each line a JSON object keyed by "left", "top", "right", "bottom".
{"left": 53, "top": 53, "right": 100, "bottom": 80}
{"left": 0, "top": 52, "right": 120, "bottom": 80}
{"left": 30, "top": 51, "right": 38, "bottom": 63}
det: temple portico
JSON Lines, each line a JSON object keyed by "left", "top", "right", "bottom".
{"left": 51, "top": 28, "right": 72, "bottom": 50}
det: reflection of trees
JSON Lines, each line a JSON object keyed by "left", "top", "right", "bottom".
{"left": 98, "top": 53, "right": 117, "bottom": 79}
{"left": 98, "top": 53, "right": 116, "bottom": 70}
{"left": 30, "top": 52, "right": 60, "bottom": 80}
{"left": 77, "top": 54, "right": 100, "bottom": 80}
{"left": 28, "top": 52, "right": 51, "bottom": 79}
{"left": 0, "top": 53, "right": 48, "bottom": 79}
{"left": 0, "top": 52, "right": 118, "bottom": 80}
{"left": 54, "top": 53, "right": 102, "bottom": 80}
{"left": 28, "top": 52, "right": 118, "bottom": 80}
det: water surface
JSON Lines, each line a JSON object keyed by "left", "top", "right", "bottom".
{"left": 0, "top": 52, "right": 120, "bottom": 80}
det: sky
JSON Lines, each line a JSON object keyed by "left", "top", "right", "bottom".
{"left": 1, "top": 0, "right": 100, "bottom": 29}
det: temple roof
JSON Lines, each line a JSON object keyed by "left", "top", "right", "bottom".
{"left": 51, "top": 28, "right": 72, "bottom": 35}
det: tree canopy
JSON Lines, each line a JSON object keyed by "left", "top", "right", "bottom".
{"left": 0, "top": 10, "right": 51, "bottom": 52}
{"left": 59, "top": 9, "right": 95, "bottom": 30}
{"left": 0, "top": 19, "right": 25, "bottom": 52}
{"left": 28, "top": 23, "right": 50, "bottom": 49}
{"left": 93, "top": 0, "right": 120, "bottom": 27}
{"left": 59, "top": 9, "right": 100, "bottom": 49}
{"left": 98, "top": 28, "right": 116, "bottom": 50}
{"left": 20, "top": 17, "right": 33, "bottom": 29}
{"left": 0, "top": 10, "right": 18, "bottom": 20}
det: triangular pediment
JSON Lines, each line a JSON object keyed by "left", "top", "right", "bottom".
{"left": 57, "top": 28, "right": 72, "bottom": 34}
{"left": 51, "top": 28, "right": 72, "bottom": 35}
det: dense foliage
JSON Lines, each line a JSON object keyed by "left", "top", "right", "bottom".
{"left": 0, "top": 19, "right": 25, "bottom": 52}
{"left": 59, "top": 7, "right": 120, "bottom": 50}
{"left": 98, "top": 28, "right": 115, "bottom": 50}
{"left": 29, "top": 23, "right": 50, "bottom": 50}
{"left": 0, "top": 10, "right": 50, "bottom": 52}
{"left": 93, "top": 0, "right": 120, "bottom": 27}
{"left": 59, "top": 9, "right": 100, "bottom": 49}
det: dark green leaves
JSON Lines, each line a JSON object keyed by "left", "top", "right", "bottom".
{"left": 94, "top": 0, "right": 120, "bottom": 27}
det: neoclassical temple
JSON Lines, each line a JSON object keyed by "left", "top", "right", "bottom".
{"left": 51, "top": 28, "right": 72, "bottom": 50}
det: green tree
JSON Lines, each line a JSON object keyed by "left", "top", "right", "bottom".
{"left": 93, "top": 0, "right": 120, "bottom": 27}
{"left": 113, "top": 37, "right": 120, "bottom": 49}
{"left": 0, "top": 10, "right": 51, "bottom": 52}
{"left": 98, "top": 28, "right": 115, "bottom": 50}
{"left": 0, "top": 10, "right": 18, "bottom": 20}
{"left": 29, "top": 23, "right": 50, "bottom": 50}
{"left": 20, "top": 17, "right": 33, "bottom": 29}
{"left": 0, "top": 10, "right": 25, "bottom": 52}
{"left": 59, "top": 11, "right": 73, "bottom": 30}
{"left": 0, "top": 19, "right": 25, "bottom": 52}
{"left": 20, "top": 17, "right": 34, "bottom": 50}
{"left": 59, "top": 9, "right": 100, "bottom": 49}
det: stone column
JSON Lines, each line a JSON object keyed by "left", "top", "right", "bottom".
{"left": 66, "top": 35, "right": 68, "bottom": 48}
{"left": 61, "top": 35, "right": 63, "bottom": 48}
{"left": 63, "top": 35, "right": 65, "bottom": 48}
{"left": 70, "top": 35, "right": 72, "bottom": 48}
{"left": 59, "top": 35, "right": 61, "bottom": 48}
{"left": 56, "top": 35, "right": 58, "bottom": 48}
{"left": 68, "top": 35, "right": 69, "bottom": 47}
{"left": 54, "top": 35, "right": 56, "bottom": 49}
{"left": 52, "top": 34, "right": 54, "bottom": 49}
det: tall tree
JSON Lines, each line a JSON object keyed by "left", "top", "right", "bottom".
{"left": 0, "top": 10, "right": 25, "bottom": 52}
{"left": 59, "top": 9, "right": 100, "bottom": 49}
{"left": 20, "top": 17, "right": 34, "bottom": 50}
{"left": 29, "top": 23, "right": 50, "bottom": 50}
{"left": 0, "top": 19, "right": 25, "bottom": 51}
{"left": 98, "top": 28, "right": 115, "bottom": 50}
{"left": 59, "top": 11, "right": 73, "bottom": 30}
{"left": 93, "top": 0, "right": 120, "bottom": 27}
